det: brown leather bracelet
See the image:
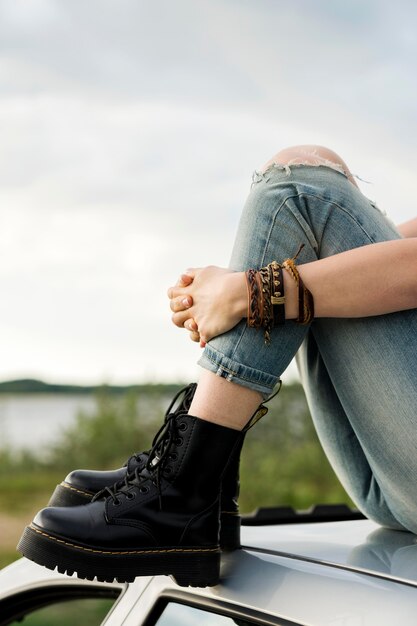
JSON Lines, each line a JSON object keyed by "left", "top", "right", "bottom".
{"left": 246, "top": 269, "right": 263, "bottom": 329}
{"left": 297, "top": 274, "right": 314, "bottom": 325}
{"left": 270, "top": 261, "right": 285, "bottom": 326}
{"left": 283, "top": 249, "right": 314, "bottom": 325}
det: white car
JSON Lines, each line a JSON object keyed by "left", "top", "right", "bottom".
{"left": 1, "top": 505, "right": 417, "bottom": 626}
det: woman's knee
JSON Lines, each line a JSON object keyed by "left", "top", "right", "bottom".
{"left": 261, "top": 144, "right": 358, "bottom": 188}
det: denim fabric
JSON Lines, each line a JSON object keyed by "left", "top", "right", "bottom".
{"left": 198, "top": 163, "right": 417, "bottom": 533}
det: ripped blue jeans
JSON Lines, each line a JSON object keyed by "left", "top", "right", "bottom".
{"left": 198, "top": 163, "right": 417, "bottom": 534}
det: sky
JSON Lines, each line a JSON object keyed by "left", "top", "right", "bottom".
{"left": 0, "top": 0, "right": 416, "bottom": 385}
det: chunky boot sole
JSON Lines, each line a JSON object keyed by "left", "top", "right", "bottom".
{"left": 17, "top": 525, "right": 221, "bottom": 588}
{"left": 49, "top": 482, "right": 242, "bottom": 550}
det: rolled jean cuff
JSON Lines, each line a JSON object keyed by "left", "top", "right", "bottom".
{"left": 197, "top": 344, "right": 279, "bottom": 399}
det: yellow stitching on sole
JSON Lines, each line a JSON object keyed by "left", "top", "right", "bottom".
{"left": 28, "top": 526, "right": 219, "bottom": 556}
{"left": 60, "top": 482, "right": 92, "bottom": 497}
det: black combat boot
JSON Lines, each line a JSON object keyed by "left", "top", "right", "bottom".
{"left": 47, "top": 382, "right": 269, "bottom": 550}
{"left": 48, "top": 384, "right": 198, "bottom": 508}
{"left": 18, "top": 413, "right": 245, "bottom": 587}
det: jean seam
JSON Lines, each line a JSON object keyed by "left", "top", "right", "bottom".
{"left": 294, "top": 192, "right": 377, "bottom": 245}
{"left": 276, "top": 191, "right": 378, "bottom": 259}
{"left": 229, "top": 192, "right": 293, "bottom": 362}
{"left": 260, "top": 193, "right": 300, "bottom": 267}
{"left": 229, "top": 191, "right": 323, "bottom": 360}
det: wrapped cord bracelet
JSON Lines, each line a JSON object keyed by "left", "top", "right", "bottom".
{"left": 245, "top": 244, "right": 314, "bottom": 343}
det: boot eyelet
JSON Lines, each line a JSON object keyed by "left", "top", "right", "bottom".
{"left": 175, "top": 437, "right": 183, "bottom": 446}
{"left": 125, "top": 492, "right": 136, "bottom": 500}
{"left": 178, "top": 422, "right": 188, "bottom": 432}
{"left": 164, "top": 466, "right": 173, "bottom": 475}
{"left": 139, "top": 486, "right": 149, "bottom": 494}
{"left": 113, "top": 498, "right": 121, "bottom": 506}
{"left": 169, "top": 453, "right": 178, "bottom": 461}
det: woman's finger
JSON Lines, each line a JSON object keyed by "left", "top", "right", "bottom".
{"left": 184, "top": 318, "right": 198, "bottom": 331}
{"left": 167, "top": 281, "right": 190, "bottom": 300}
{"left": 170, "top": 295, "right": 193, "bottom": 312}
{"left": 167, "top": 268, "right": 199, "bottom": 299}
{"left": 171, "top": 310, "right": 193, "bottom": 328}
{"left": 182, "top": 268, "right": 198, "bottom": 280}
{"left": 177, "top": 273, "right": 194, "bottom": 287}
{"left": 189, "top": 330, "right": 200, "bottom": 342}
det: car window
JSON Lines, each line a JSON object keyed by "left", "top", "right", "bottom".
{"left": 0, "top": 585, "right": 120, "bottom": 626}
{"left": 6, "top": 597, "right": 115, "bottom": 626}
{"left": 154, "top": 602, "right": 254, "bottom": 626}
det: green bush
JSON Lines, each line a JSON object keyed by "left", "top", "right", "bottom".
{"left": 0, "top": 382, "right": 352, "bottom": 519}
{"left": 46, "top": 389, "right": 161, "bottom": 472}
{"left": 239, "top": 382, "right": 353, "bottom": 512}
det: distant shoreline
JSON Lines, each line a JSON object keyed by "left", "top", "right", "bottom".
{"left": 0, "top": 379, "right": 186, "bottom": 395}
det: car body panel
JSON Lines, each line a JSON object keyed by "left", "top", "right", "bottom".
{"left": 2, "top": 519, "right": 417, "bottom": 626}
{"left": 105, "top": 546, "right": 417, "bottom": 626}
{"left": 0, "top": 557, "right": 126, "bottom": 599}
{"left": 242, "top": 519, "right": 417, "bottom": 588}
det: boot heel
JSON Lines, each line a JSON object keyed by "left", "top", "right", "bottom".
{"left": 220, "top": 513, "right": 241, "bottom": 550}
{"left": 171, "top": 551, "right": 220, "bottom": 588}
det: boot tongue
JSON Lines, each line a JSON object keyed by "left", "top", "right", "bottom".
{"left": 145, "top": 413, "right": 178, "bottom": 470}
{"left": 117, "top": 414, "right": 179, "bottom": 491}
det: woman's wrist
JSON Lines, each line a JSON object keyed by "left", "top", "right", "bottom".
{"left": 283, "top": 268, "right": 299, "bottom": 319}
{"left": 241, "top": 264, "right": 310, "bottom": 322}
{"left": 228, "top": 272, "right": 248, "bottom": 319}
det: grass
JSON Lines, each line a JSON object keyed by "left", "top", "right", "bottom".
{"left": 0, "top": 470, "right": 63, "bottom": 515}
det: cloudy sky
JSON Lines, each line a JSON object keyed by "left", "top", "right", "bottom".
{"left": 0, "top": 0, "right": 416, "bottom": 385}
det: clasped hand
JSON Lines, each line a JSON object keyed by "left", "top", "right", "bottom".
{"left": 167, "top": 266, "right": 246, "bottom": 347}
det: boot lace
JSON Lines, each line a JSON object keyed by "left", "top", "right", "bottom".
{"left": 93, "top": 412, "right": 182, "bottom": 510}
{"left": 122, "top": 383, "right": 196, "bottom": 468}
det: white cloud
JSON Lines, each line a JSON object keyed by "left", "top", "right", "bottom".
{"left": 0, "top": 0, "right": 416, "bottom": 383}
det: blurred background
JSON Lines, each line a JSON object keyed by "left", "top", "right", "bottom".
{"left": 1, "top": 1, "right": 416, "bottom": 620}
{"left": 1, "top": 0, "right": 416, "bottom": 385}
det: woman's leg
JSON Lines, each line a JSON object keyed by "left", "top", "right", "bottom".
{"left": 296, "top": 335, "right": 405, "bottom": 531}
{"left": 298, "top": 295, "right": 417, "bottom": 532}
{"left": 20, "top": 146, "right": 417, "bottom": 586}
{"left": 195, "top": 145, "right": 360, "bottom": 406}
{"left": 189, "top": 370, "right": 262, "bottom": 429}
{"left": 194, "top": 145, "right": 417, "bottom": 532}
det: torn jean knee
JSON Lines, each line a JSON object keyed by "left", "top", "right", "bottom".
{"left": 252, "top": 157, "right": 356, "bottom": 186}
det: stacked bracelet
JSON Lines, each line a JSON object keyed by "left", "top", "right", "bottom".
{"left": 245, "top": 245, "right": 315, "bottom": 342}
{"left": 245, "top": 261, "right": 286, "bottom": 344}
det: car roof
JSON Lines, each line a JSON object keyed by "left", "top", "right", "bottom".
{"left": 241, "top": 518, "right": 417, "bottom": 588}
{"left": 2, "top": 519, "right": 417, "bottom": 626}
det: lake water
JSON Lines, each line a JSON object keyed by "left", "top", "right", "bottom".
{"left": 0, "top": 393, "right": 173, "bottom": 451}
{"left": 0, "top": 394, "right": 98, "bottom": 450}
